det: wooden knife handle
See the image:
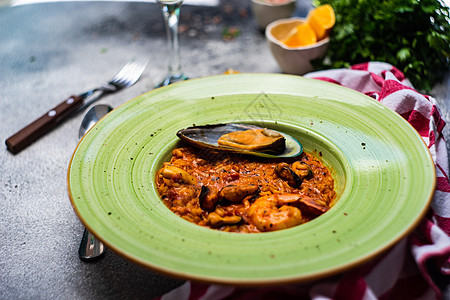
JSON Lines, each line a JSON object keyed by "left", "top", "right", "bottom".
{"left": 5, "top": 95, "right": 84, "bottom": 154}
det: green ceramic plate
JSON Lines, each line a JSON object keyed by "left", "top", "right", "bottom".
{"left": 68, "top": 74, "right": 435, "bottom": 285}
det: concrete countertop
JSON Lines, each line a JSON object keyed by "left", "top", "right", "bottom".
{"left": 0, "top": 2, "right": 279, "bottom": 298}
{"left": 0, "top": 1, "right": 448, "bottom": 299}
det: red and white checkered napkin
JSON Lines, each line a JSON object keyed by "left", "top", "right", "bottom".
{"left": 156, "top": 62, "right": 450, "bottom": 300}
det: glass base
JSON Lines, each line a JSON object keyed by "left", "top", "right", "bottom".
{"left": 156, "top": 73, "right": 188, "bottom": 87}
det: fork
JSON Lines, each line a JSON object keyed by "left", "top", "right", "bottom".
{"left": 5, "top": 57, "right": 149, "bottom": 154}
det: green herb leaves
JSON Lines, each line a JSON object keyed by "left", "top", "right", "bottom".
{"left": 313, "top": 0, "right": 450, "bottom": 92}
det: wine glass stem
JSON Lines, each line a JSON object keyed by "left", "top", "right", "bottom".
{"left": 160, "top": 3, "right": 183, "bottom": 79}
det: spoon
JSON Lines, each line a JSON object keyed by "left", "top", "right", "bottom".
{"left": 78, "top": 104, "right": 113, "bottom": 261}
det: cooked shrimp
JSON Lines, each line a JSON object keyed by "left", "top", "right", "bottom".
{"left": 247, "top": 194, "right": 302, "bottom": 232}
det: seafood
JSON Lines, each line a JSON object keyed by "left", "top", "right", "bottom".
{"left": 199, "top": 185, "right": 219, "bottom": 211}
{"left": 218, "top": 128, "right": 285, "bottom": 153}
{"left": 247, "top": 194, "right": 303, "bottom": 232}
{"left": 155, "top": 146, "right": 336, "bottom": 233}
{"left": 161, "top": 166, "right": 197, "bottom": 185}
{"left": 206, "top": 212, "right": 242, "bottom": 227}
{"left": 259, "top": 193, "right": 328, "bottom": 215}
{"left": 292, "top": 161, "right": 313, "bottom": 179}
{"left": 199, "top": 184, "right": 259, "bottom": 211}
{"left": 176, "top": 123, "right": 303, "bottom": 158}
{"left": 219, "top": 184, "right": 259, "bottom": 203}
{"left": 275, "top": 162, "right": 301, "bottom": 187}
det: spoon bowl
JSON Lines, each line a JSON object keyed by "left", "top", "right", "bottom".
{"left": 79, "top": 104, "right": 113, "bottom": 139}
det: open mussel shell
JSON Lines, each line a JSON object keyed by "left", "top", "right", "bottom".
{"left": 176, "top": 123, "right": 303, "bottom": 158}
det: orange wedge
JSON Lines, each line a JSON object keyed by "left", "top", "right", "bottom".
{"left": 306, "top": 4, "right": 335, "bottom": 40}
{"left": 281, "top": 22, "right": 317, "bottom": 47}
{"left": 223, "top": 68, "right": 240, "bottom": 74}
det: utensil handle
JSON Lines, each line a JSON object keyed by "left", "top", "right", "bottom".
{"left": 5, "top": 95, "right": 84, "bottom": 154}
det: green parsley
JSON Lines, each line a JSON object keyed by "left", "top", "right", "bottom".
{"left": 313, "top": 0, "right": 450, "bottom": 92}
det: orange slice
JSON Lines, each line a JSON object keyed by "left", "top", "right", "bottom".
{"left": 306, "top": 4, "right": 335, "bottom": 40}
{"left": 223, "top": 68, "right": 240, "bottom": 74}
{"left": 281, "top": 22, "right": 317, "bottom": 47}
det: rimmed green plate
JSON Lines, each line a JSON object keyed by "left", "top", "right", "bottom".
{"left": 68, "top": 74, "right": 435, "bottom": 285}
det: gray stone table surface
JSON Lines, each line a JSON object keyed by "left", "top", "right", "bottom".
{"left": 0, "top": 1, "right": 448, "bottom": 299}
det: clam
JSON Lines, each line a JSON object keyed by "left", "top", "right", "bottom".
{"left": 176, "top": 123, "right": 303, "bottom": 158}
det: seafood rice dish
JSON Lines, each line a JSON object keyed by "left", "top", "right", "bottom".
{"left": 155, "top": 146, "right": 336, "bottom": 233}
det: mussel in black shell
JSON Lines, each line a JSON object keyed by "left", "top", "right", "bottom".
{"left": 176, "top": 123, "right": 303, "bottom": 158}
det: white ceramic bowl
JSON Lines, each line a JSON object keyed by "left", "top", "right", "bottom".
{"left": 266, "top": 17, "right": 330, "bottom": 75}
{"left": 251, "top": 0, "right": 297, "bottom": 28}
